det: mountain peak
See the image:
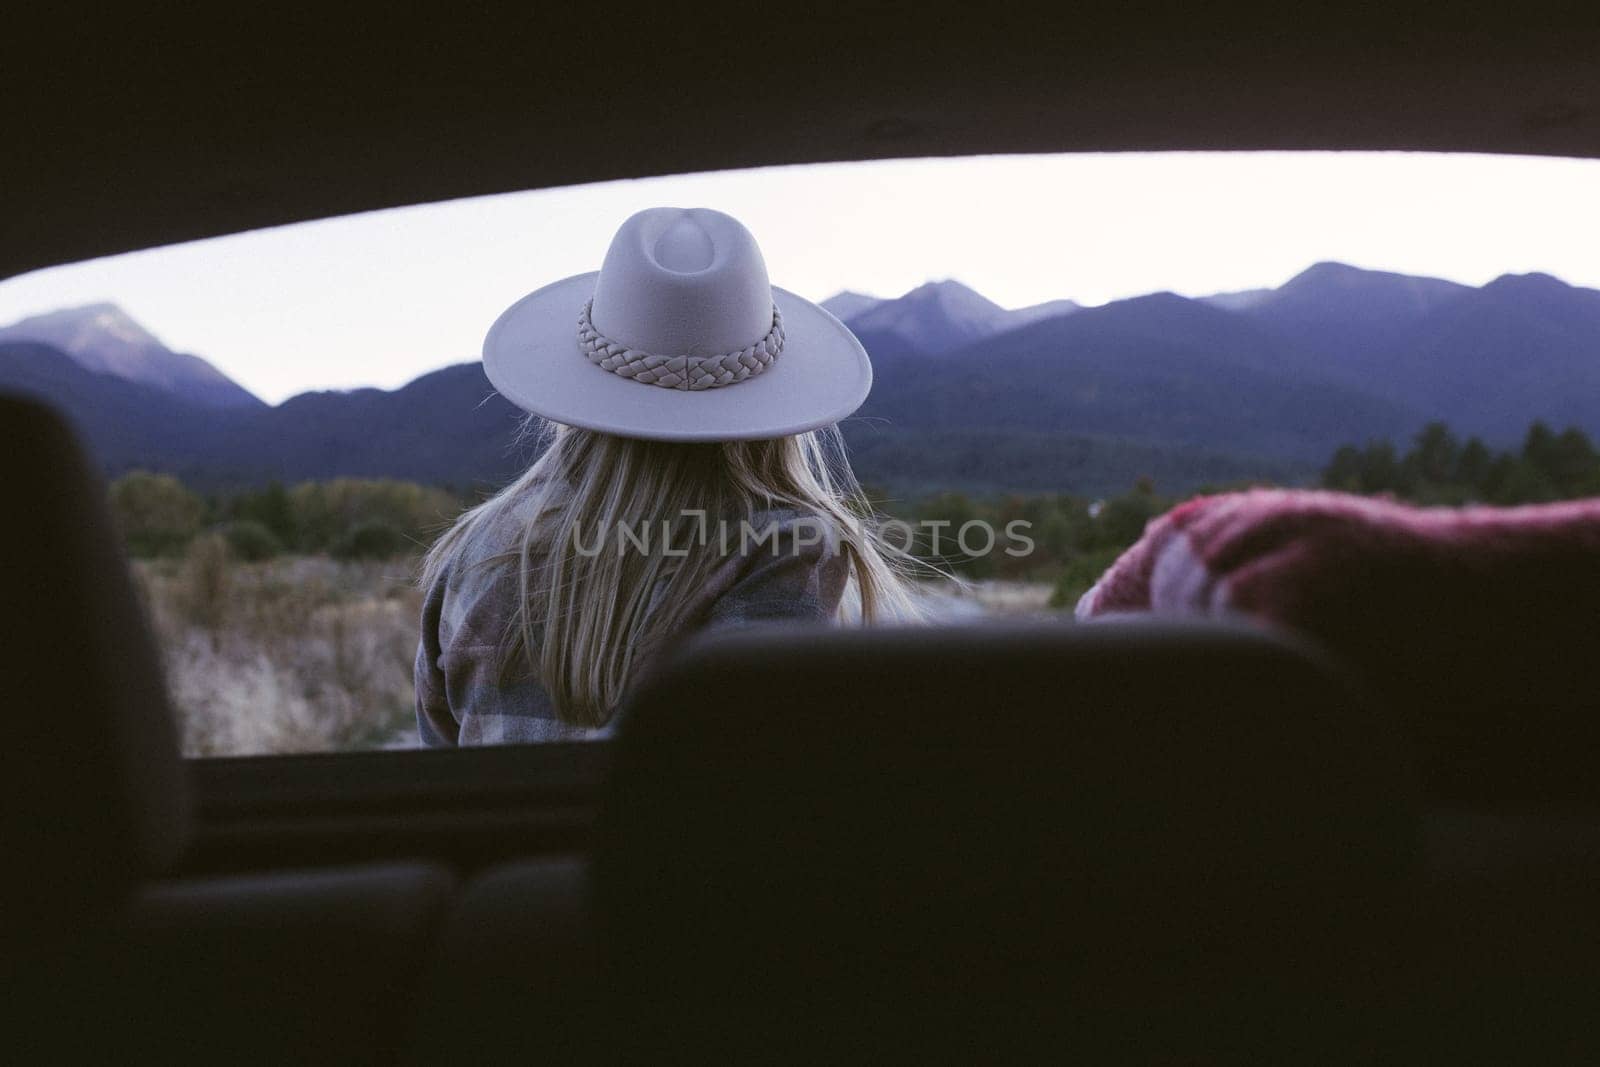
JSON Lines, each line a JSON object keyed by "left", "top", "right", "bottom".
{"left": 2, "top": 301, "right": 167, "bottom": 353}
{"left": 844, "top": 279, "right": 1082, "bottom": 353}
{"left": 846, "top": 279, "right": 1014, "bottom": 354}
{"left": 903, "top": 278, "right": 1005, "bottom": 313}
{"left": 819, "top": 290, "right": 883, "bottom": 322}
{"left": 1281, "top": 261, "right": 1379, "bottom": 289}
{"left": 909, "top": 278, "right": 981, "bottom": 295}
{"left": 1264, "top": 262, "right": 1469, "bottom": 322}
{"left": 0, "top": 303, "right": 262, "bottom": 409}
{"left": 1483, "top": 271, "right": 1571, "bottom": 295}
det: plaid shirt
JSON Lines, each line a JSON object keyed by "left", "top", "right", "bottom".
{"left": 414, "top": 508, "right": 849, "bottom": 746}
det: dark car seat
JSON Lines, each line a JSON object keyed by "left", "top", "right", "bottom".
{"left": 595, "top": 619, "right": 1422, "bottom": 1060}
{"left": 1, "top": 394, "right": 191, "bottom": 1005}
{"left": 402, "top": 857, "right": 599, "bottom": 1065}
{"left": 0, "top": 395, "right": 457, "bottom": 1065}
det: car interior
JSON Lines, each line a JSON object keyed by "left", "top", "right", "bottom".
{"left": 7, "top": 5, "right": 1600, "bottom": 1063}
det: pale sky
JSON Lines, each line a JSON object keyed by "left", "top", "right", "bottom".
{"left": 2, "top": 151, "right": 1598, "bottom": 404}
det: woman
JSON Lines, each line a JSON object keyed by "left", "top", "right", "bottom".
{"left": 415, "top": 207, "right": 919, "bottom": 745}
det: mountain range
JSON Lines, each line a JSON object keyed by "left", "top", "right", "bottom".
{"left": 2, "top": 262, "right": 1599, "bottom": 496}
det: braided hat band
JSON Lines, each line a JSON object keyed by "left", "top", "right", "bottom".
{"left": 577, "top": 299, "right": 784, "bottom": 391}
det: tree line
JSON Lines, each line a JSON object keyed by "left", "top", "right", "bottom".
{"left": 110, "top": 472, "right": 460, "bottom": 560}
{"left": 108, "top": 419, "right": 1600, "bottom": 600}
{"left": 871, "top": 477, "right": 1179, "bottom": 609}
{"left": 1322, "top": 421, "right": 1600, "bottom": 505}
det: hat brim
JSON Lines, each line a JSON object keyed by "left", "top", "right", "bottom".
{"left": 482, "top": 272, "right": 872, "bottom": 442}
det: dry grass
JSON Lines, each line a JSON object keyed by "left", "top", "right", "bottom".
{"left": 913, "top": 579, "right": 1058, "bottom": 622}
{"left": 131, "top": 546, "right": 1057, "bottom": 758}
{"left": 134, "top": 552, "right": 425, "bottom": 757}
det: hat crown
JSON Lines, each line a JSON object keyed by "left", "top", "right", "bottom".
{"left": 590, "top": 208, "right": 774, "bottom": 356}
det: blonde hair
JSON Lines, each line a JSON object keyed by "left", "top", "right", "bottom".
{"left": 421, "top": 420, "right": 922, "bottom": 727}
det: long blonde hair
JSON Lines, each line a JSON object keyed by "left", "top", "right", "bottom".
{"left": 421, "top": 420, "right": 921, "bottom": 727}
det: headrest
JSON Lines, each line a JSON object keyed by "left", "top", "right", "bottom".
{"left": 596, "top": 619, "right": 1418, "bottom": 1055}
{"left": 0, "top": 395, "right": 189, "bottom": 923}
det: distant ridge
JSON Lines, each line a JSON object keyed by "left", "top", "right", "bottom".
{"left": 858, "top": 286, "right": 1419, "bottom": 463}
{"left": 1251, "top": 261, "right": 1468, "bottom": 326}
{"left": 846, "top": 280, "right": 1010, "bottom": 353}
{"left": 1200, "top": 287, "right": 1274, "bottom": 311}
{"left": 4, "top": 262, "right": 1599, "bottom": 494}
{"left": 0, "top": 302, "right": 262, "bottom": 409}
{"left": 826, "top": 279, "right": 1079, "bottom": 354}
{"left": 819, "top": 290, "right": 882, "bottom": 321}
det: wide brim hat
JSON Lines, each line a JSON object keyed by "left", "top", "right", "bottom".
{"left": 483, "top": 207, "right": 872, "bottom": 442}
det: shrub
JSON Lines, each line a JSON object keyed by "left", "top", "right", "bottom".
{"left": 1048, "top": 546, "right": 1127, "bottom": 611}
{"left": 110, "top": 471, "right": 204, "bottom": 556}
{"left": 1092, "top": 482, "right": 1168, "bottom": 549}
{"left": 289, "top": 479, "right": 458, "bottom": 554}
{"left": 224, "top": 519, "right": 284, "bottom": 562}
{"left": 331, "top": 520, "right": 410, "bottom": 561}
{"left": 227, "top": 481, "right": 297, "bottom": 549}
{"left": 179, "top": 533, "right": 232, "bottom": 631}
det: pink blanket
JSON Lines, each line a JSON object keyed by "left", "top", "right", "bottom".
{"left": 1077, "top": 489, "right": 1600, "bottom": 625}
{"left": 1077, "top": 489, "right": 1600, "bottom": 796}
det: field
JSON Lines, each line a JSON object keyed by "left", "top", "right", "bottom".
{"left": 914, "top": 579, "right": 1058, "bottom": 620}
{"left": 133, "top": 546, "right": 1057, "bottom": 757}
{"left": 134, "top": 548, "right": 426, "bottom": 757}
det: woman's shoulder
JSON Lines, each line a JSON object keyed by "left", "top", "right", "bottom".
{"left": 425, "top": 501, "right": 543, "bottom": 649}
{"left": 697, "top": 504, "right": 853, "bottom": 624}
{"left": 437, "top": 489, "right": 555, "bottom": 582}
{"left": 729, "top": 505, "right": 850, "bottom": 557}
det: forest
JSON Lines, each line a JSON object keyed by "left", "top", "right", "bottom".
{"left": 110, "top": 419, "right": 1600, "bottom": 619}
